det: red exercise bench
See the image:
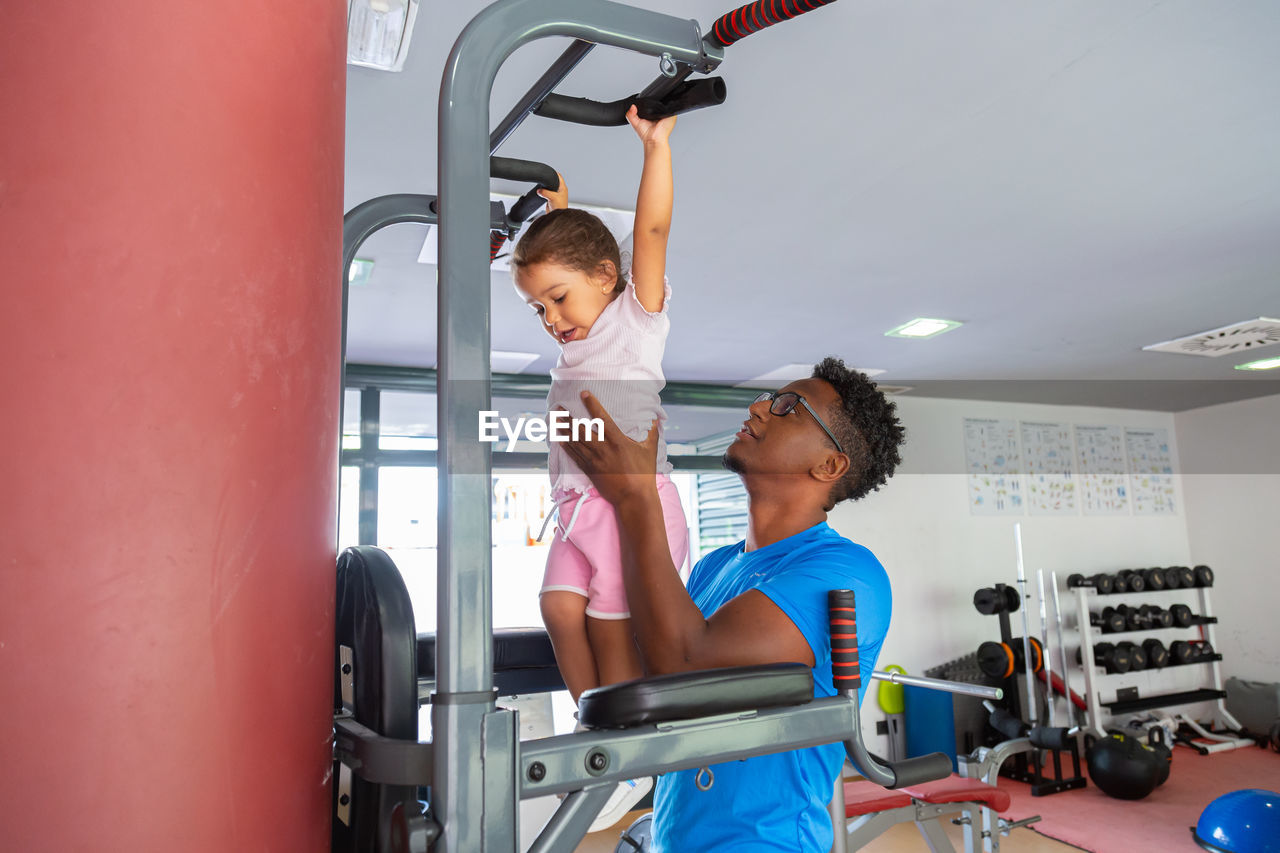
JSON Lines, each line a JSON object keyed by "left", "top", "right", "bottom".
{"left": 840, "top": 773, "right": 1025, "bottom": 853}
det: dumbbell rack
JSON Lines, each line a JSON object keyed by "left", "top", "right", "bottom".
{"left": 1074, "top": 583, "right": 1250, "bottom": 751}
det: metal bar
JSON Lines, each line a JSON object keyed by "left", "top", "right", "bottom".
{"left": 437, "top": 3, "right": 722, "bottom": 849}
{"left": 1012, "top": 523, "right": 1038, "bottom": 726}
{"left": 526, "top": 785, "right": 614, "bottom": 853}
{"left": 520, "top": 698, "right": 859, "bottom": 796}
{"left": 869, "top": 670, "right": 1002, "bottom": 701}
{"left": 1049, "top": 571, "right": 1074, "bottom": 726}
{"left": 490, "top": 39, "right": 596, "bottom": 154}
{"left": 358, "top": 388, "right": 380, "bottom": 546}
{"left": 1037, "top": 570, "right": 1056, "bottom": 727}
{"left": 1076, "top": 587, "right": 1106, "bottom": 739}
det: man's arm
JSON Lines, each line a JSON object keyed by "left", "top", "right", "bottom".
{"left": 560, "top": 393, "right": 815, "bottom": 674}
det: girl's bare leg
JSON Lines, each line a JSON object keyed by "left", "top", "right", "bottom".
{"left": 540, "top": 590, "right": 598, "bottom": 703}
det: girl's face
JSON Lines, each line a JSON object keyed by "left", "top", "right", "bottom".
{"left": 513, "top": 260, "right": 618, "bottom": 345}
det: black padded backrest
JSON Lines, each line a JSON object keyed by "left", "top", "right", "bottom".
{"left": 334, "top": 546, "right": 418, "bottom": 853}
{"left": 578, "top": 662, "right": 813, "bottom": 729}
{"left": 417, "top": 627, "right": 565, "bottom": 696}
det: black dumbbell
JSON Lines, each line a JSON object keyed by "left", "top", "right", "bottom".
{"left": 1113, "top": 604, "right": 1145, "bottom": 631}
{"left": 1169, "top": 640, "right": 1196, "bottom": 665}
{"left": 977, "top": 637, "right": 1044, "bottom": 679}
{"left": 1142, "top": 638, "right": 1170, "bottom": 668}
{"left": 1067, "top": 573, "right": 1116, "bottom": 595}
{"left": 1175, "top": 566, "right": 1196, "bottom": 588}
{"left": 1138, "top": 604, "right": 1168, "bottom": 628}
{"left": 973, "top": 586, "right": 1021, "bottom": 615}
{"left": 1195, "top": 640, "right": 1215, "bottom": 662}
{"left": 1115, "top": 570, "right": 1146, "bottom": 593}
{"left": 1118, "top": 641, "right": 1148, "bottom": 671}
{"left": 1142, "top": 568, "right": 1167, "bottom": 591}
{"left": 1169, "top": 604, "right": 1194, "bottom": 628}
{"left": 1092, "top": 609, "right": 1126, "bottom": 633}
{"left": 1162, "top": 566, "right": 1182, "bottom": 589}
{"left": 1194, "top": 565, "right": 1215, "bottom": 587}
{"left": 1079, "top": 642, "right": 1133, "bottom": 674}
{"left": 1148, "top": 606, "right": 1174, "bottom": 628}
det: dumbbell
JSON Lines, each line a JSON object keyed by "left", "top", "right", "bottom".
{"left": 1078, "top": 641, "right": 1133, "bottom": 674}
{"left": 1162, "top": 566, "right": 1188, "bottom": 589}
{"left": 1174, "top": 566, "right": 1196, "bottom": 588}
{"left": 1141, "top": 567, "right": 1167, "bottom": 591}
{"left": 1111, "top": 605, "right": 1146, "bottom": 631}
{"left": 1169, "top": 604, "right": 1194, "bottom": 628}
{"left": 1196, "top": 640, "right": 1216, "bottom": 661}
{"left": 1091, "top": 609, "right": 1126, "bottom": 633}
{"left": 1142, "top": 638, "right": 1170, "bottom": 668}
{"left": 1169, "top": 640, "right": 1197, "bottom": 665}
{"left": 1115, "top": 570, "right": 1147, "bottom": 593}
{"left": 973, "top": 586, "right": 1021, "bottom": 615}
{"left": 977, "top": 637, "right": 1044, "bottom": 679}
{"left": 1193, "top": 565, "right": 1215, "bottom": 587}
{"left": 1138, "top": 604, "right": 1172, "bottom": 629}
{"left": 1117, "top": 641, "right": 1148, "bottom": 671}
{"left": 1067, "top": 573, "right": 1116, "bottom": 595}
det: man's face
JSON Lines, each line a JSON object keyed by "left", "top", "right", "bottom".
{"left": 723, "top": 377, "right": 844, "bottom": 475}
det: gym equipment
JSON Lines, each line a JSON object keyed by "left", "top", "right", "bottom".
{"left": 1117, "top": 641, "right": 1147, "bottom": 671}
{"left": 1085, "top": 732, "right": 1167, "bottom": 800}
{"left": 973, "top": 586, "right": 1020, "bottom": 615}
{"left": 1171, "top": 603, "right": 1195, "bottom": 627}
{"left": 1114, "top": 570, "right": 1147, "bottom": 593}
{"left": 1091, "top": 609, "right": 1125, "bottom": 634}
{"left": 1194, "top": 564, "right": 1216, "bottom": 587}
{"left": 977, "top": 638, "right": 1043, "bottom": 680}
{"left": 878, "top": 665, "right": 907, "bottom": 761}
{"left": 1142, "top": 638, "right": 1170, "bottom": 669}
{"left": 1078, "top": 642, "right": 1133, "bottom": 674}
{"left": 613, "top": 813, "right": 653, "bottom": 852}
{"left": 1049, "top": 571, "right": 1078, "bottom": 727}
{"left": 1193, "top": 789, "right": 1280, "bottom": 853}
{"left": 1142, "top": 567, "right": 1167, "bottom": 591}
{"left": 1066, "top": 573, "right": 1115, "bottom": 595}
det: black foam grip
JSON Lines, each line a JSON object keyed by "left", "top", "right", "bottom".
{"left": 1029, "top": 726, "right": 1073, "bottom": 751}
{"left": 828, "top": 589, "right": 860, "bottom": 692}
{"left": 535, "top": 78, "right": 727, "bottom": 127}
{"left": 489, "top": 156, "right": 559, "bottom": 190}
{"left": 508, "top": 187, "right": 548, "bottom": 225}
{"left": 708, "top": 0, "right": 840, "bottom": 48}
{"left": 989, "top": 706, "right": 1029, "bottom": 741}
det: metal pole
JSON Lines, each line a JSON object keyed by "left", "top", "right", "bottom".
{"left": 1050, "top": 571, "right": 1074, "bottom": 726}
{"left": 869, "top": 670, "right": 1003, "bottom": 701}
{"left": 1037, "top": 570, "right": 1056, "bottom": 727}
{"left": 489, "top": 39, "right": 595, "bottom": 154}
{"left": 437, "top": 3, "right": 721, "bottom": 849}
{"left": 1013, "top": 523, "right": 1038, "bottom": 726}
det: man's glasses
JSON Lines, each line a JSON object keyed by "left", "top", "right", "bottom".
{"left": 751, "top": 391, "right": 846, "bottom": 455}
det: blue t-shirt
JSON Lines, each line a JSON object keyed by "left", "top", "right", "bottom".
{"left": 651, "top": 522, "right": 891, "bottom": 852}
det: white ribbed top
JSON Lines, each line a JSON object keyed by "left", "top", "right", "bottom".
{"left": 547, "top": 279, "right": 673, "bottom": 494}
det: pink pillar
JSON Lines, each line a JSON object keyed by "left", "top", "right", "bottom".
{"left": 1, "top": 3, "right": 346, "bottom": 850}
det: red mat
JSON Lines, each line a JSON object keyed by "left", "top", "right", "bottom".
{"left": 997, "top": 746, "right": 1280, "bottom": 852}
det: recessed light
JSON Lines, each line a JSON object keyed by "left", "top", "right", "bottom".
{"left": 348, "top": 258, "right": 375, "bottom": 287}
{"left": 885, "top": 318, "right": 962, "bottom": 339}
{"left": 1234, "top": 356, "right": 1280, "bottom": 371}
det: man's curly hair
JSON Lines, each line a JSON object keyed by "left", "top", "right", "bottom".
{"left": 812, "top": 357, "right": 905, "bottom": 509}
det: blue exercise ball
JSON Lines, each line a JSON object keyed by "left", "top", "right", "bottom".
{"left": 1193, "top": 789, "right": 1280, "bottom": 853}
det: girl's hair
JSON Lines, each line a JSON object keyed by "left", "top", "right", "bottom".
{"left": 511, "top": 209, "right": 624, "bottom": 292}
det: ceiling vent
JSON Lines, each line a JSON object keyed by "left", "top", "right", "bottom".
{"left": 875, "top": 384, "right": 913, "bottom": 395}
{"left": 1143, "top": 317, "right": 1280, "bottom": 357}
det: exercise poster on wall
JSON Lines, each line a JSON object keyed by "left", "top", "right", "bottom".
{"left": 1074, "top": 425, "right": 1129, "bottom": 515}
{"left": 964, "top": 418, "right": 1023, "bottom": 515}
{"left": 1021, "top": 421, "right": 1076, "bottom": 515}
{"left": 1126, "top": 427, "right": 1177, "bottom": 515}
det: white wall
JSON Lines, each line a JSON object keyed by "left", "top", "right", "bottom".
{"left": 1175, "top": 392, "right": 1280, "bottom": 684}
{"left": 825, "top": 395, "right": 1214, "bottom": 747}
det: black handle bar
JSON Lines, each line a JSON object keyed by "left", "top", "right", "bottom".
{"left": 534, "top": 78, "right": 727, "bottom": 127}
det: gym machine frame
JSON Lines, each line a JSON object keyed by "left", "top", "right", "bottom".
{"left": 332, "top": 2, "right": 981, "bottom": 851}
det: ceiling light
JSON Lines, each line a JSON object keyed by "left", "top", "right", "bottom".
{"left": 348, "top": 258, "right": 375, "bottom": 287}
{"left": 1144, "top": 317, "right": 1280, "bottom": 357}
{"left": 1234, "top": 356, "right": 1280, "bottom": 371}
{"left": 347, "top": 0, "right": 419, "bottom": 72}
{"left": 885, "top": 318, "right": 962, "bottom": 339}
{"left": 736, "top": 364, "right": 886, "bottom": 388}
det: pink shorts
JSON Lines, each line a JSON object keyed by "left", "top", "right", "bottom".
{"left": 540, "top": 475, "right": 689, "bottom": 620}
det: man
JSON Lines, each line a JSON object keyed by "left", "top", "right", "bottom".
{"left": 561, "top": 356, "right": 906, "bottom": 851}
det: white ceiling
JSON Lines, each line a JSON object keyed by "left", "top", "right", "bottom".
{"left": 343, "top": 0, "right": 1280, "bottom": 411}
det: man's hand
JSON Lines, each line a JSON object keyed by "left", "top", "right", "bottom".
{"left": 559, "top": 391, "right": 660, "bottom": 505}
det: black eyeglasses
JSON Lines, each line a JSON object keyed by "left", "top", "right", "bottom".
{"left": 751, "top": 391, "right": 845, "bottom": 455}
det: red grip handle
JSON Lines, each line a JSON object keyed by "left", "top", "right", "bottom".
{"left": 709, "top": 0, "right": 839, "bottom": 48}
{"left": 489, "top": 230, "right": 508, "bottom": 263}
{"left": 828, "top": 588, "right": 860, "bottom": 692}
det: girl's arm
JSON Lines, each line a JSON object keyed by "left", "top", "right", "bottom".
{"left": 626, "top": 105, "right": 676, "bottom": 313}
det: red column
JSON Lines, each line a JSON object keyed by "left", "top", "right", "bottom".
{"left": 1, "top": 4, "right": 345, "bottom": 850}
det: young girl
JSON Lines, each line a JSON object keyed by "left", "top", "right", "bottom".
{"left": 511, "top": 107, "right": 690, "bottom": 826}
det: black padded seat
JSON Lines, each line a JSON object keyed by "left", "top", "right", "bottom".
{"left": 578, "top": 662, "right": 813, "bottom": 729}
{"left": 416, "top": 628, "right": 565, "bottom": 696}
